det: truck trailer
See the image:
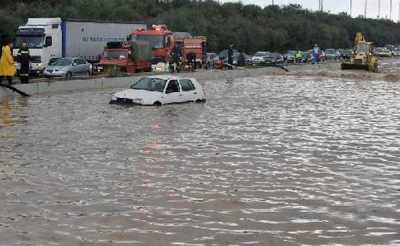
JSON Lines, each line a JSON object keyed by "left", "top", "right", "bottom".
{"left": 14, "top": 18, "right": 146, "bottom": 74}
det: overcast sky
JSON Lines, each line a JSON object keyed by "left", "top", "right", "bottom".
{"left": 222, "top": 0, "right": 400, "bottom": 21}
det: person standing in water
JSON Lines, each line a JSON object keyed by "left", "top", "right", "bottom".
{"left": 312, "top": 44, "right": 320, "bottom": 64}
{"left": 227, "top": 44, "right": 234, "bottom": 70}
{"left": 17, "top": 42, "right": 31, "bottom": 84}
{"left": 0, "top": 39, "right": 16, "bottom": 85}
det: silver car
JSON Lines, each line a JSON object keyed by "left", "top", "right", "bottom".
{"left": 43, "top": 57, "right": 91, "bottom": 80}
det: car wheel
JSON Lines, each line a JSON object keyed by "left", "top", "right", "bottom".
{"left": 195, "top": 99, "right": 206, "bottom": 103}
{"left": 65, "top": 72, "right": 72, "bottom": 80}
{"left": 153, "top": 101, "right": 162, "bottom": 106}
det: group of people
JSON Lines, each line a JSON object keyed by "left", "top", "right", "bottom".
{"left": 0, "top": 40, "right": 31, "bottom": 85}
{"left": 292, "top": 44, "right": 322, "bottom": 64}
{"left": 168, "top": 46, "right": 198, "bottom": 73}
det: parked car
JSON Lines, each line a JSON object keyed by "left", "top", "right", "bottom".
{"left": 219, "top": 49, "right": 250, "bottom": 66}
{"left": 110, "top": 75, "right": 206, "bottom": 105}
{"left": 264, "top": 52, "right": 284, "bottom": 64}
{"left": 222, "top": 52, "right": 250, "bottom": 66}
{"left": 384, "top": 44, "right": 395, "bottom": 52}
{"left": 283, "top": 50, "right": 296, "bottom": 63}
{"left": 391, "top": 47, "right": 400, "bottom": 56}
{"left": 325, "top": 49, "right": 338, "bottom": 60}
{"left": 374, "top": 47, "right": 392, "bottom": 57}
{"left": 341, "top": 49, "right": 353, "bottom": 59}
{"left": 251, "top": 51, "right": 270, "bottom": 64}
{"left": 43, "top": 57, "right": 91, "bottom": 79}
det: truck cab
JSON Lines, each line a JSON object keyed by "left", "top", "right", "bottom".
{"left": 98, "top": 41, "right": 152, "bottom": 74}
{"left": 130, "top": 25, "right": 175, "bottom": 63}
{"left": 14, "top": 18, "right": 62, "bottom": 75}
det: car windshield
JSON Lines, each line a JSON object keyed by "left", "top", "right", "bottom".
{"left": 325, "top": 49, "right": 336, "bottom": 54}
{"left": 375, "top": 48, "right": 384, "bottom": 52}
{"left": 103, "top": 50, "right": 129, "bottom": 59}
{"left": 135, "top": 35, "right": 164, "bottom": 49}
{"left": 269, "top": 53, "right": 280, "bottom": 58}
{"left": 15, "top": 35, "right": 44, "bottom": 48}
{"left": 356, "top": 43, "right": 370, "bottom": 53}
{"left": 130, "top": 77, "right": 167, "bottom": 92}
{"left": 255, "top": 52, "right": 268, "bottom": 56}
{"left": 51, "top": 58, "right": 72, "bottom": 66}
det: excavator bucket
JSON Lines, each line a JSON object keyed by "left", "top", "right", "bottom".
{"left": 341, "top": 62, "right": 369, "bottom": 71}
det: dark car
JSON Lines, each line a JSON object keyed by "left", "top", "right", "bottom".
{"left": 264, "top": 53, "right": 284, "bottom": 64}
{"left": 219, "top": 49, "right": 250, "bottom": 66}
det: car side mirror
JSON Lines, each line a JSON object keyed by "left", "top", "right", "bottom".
{"left": 72, "top": 62, "right": 77, "bottom": 66}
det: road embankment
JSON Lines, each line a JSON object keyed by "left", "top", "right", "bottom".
{"left": 2, "top": 60, "right": 400, "bottom": 102}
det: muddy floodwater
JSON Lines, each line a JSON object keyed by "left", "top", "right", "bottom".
{"left": 0, "top": 76, "right": 400, "bottom": 245}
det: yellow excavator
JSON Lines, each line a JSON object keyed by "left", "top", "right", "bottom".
{"left": 341, "top": 32, "right": 379, "bottom": 72}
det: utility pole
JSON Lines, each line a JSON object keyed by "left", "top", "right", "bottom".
{"left": 364, "top": 0, "right": 367, "bottom": 18}
{"left": 350, "top": 0, "right": 352, "bottom": 16}
{"left": 390, "top": 0, "right": 393, "bottom": 20}
{"left": 398, "top": 1, "right": 400, "bottom": 22}
{"left": 378, "top": 0, "right": 381, "bottom": 18}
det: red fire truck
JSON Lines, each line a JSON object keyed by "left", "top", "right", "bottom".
{"left": 130, "top": 25, "right": 176, "bottom": 63}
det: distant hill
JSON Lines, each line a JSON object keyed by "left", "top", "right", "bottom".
{"left": 1, "top": 0, "right": 400, "bottom": 52}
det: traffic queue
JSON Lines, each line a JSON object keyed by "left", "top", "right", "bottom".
{"left": 1, "top": 17, "right": 399, "bottom": 85}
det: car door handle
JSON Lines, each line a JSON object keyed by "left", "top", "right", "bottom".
{"left": 179, "top": 94, "right": 183, "bottom": 96}
{"left": 193, "top": 92, "right": 197, "bottom": 95}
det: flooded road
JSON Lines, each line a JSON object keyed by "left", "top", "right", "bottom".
{"left": 0, "top": 76, "right": 400, "bottom": 245}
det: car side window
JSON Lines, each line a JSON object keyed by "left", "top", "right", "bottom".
{"left": 165, "top": 80, "right": 180, "bottom": 94}
{"left": 76, "top": 59, "right": 85, "bottom": 65}
{"left": 180, "top": 79, "right": 196, "bottom": 91}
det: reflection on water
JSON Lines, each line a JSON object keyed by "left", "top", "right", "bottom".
{"left": 0, "top": 76, "right": 400, "bottom": 245}
{"left": 0, "top": 100, "right": 13, "bottom": 128}
{"left": 0, "top": 97, "right": 29, "bottom": 128}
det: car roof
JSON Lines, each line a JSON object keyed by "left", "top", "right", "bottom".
{"left": 146, "top": 75, "right": 197, "bottom": 81}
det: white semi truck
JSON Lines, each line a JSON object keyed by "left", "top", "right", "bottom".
{"left": 14, "top": 18, "right": 146, "bottom": 75}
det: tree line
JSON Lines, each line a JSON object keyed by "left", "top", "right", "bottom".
{"left": 1, "top": 0, "right": 400, "bottom": 53}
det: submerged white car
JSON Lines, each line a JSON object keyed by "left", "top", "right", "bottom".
{"left": 110, "top": 75, "right": 206, "bottom": 105}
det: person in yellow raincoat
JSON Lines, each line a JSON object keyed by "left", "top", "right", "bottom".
{"left": 0, "top": 40, "right": 16, "bottom": 85}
